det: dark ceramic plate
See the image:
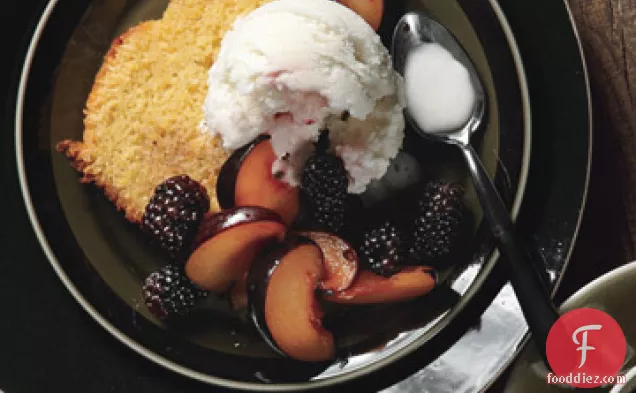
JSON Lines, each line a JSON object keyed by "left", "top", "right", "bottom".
{"left": 14, "top": 0, "right": 590, "bottom": 391}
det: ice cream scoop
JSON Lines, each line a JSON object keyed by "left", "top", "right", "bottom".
{"left": 203, "top": 0, "right": 405, "bottom": 194}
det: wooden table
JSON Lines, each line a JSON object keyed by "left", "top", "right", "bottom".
{"left": 555, "top": 0, "right": 635, "bottom": 302}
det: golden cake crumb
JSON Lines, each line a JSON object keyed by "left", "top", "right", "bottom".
{"left": 57, "top": 0, "right": 272, "bottom": 223}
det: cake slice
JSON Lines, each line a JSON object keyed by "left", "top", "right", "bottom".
{"left": 56, "top": 0, "right": 272, "bottom": 223}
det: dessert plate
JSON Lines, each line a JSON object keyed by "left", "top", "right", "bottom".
{"left": 15, "top": 0, "right": 590, "bottom": 391}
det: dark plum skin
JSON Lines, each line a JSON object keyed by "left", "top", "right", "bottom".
{"left": 185, "top": 206, "right": 286, "bottom": 293}
{"left": 216, "top": 134, "right": 270, "bottom": 209}
{"left": 247, "top": 236, "right": 335, "bottom": 363}
{"left": 193, "top": 205, "right": 283, "bottom": 248}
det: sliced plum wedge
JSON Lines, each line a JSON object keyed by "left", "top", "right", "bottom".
{"left": 216, "top": 135, "right": 270, "bottom": 209}
{"left": 185, "top": 206, "right": 286, "bottom": 293}
{"left": 247, "top": 238, "right": 336, "bottom": 362}
{"left": 216, "top": 135, "right": 300, "bottom": 226}
{"left": 323, "top": 266, "right": 436, "bottom": 304}
{"left": 338, "top": 0, "right": 384, "bottom": 31}
{"left": 298, "top": 231, "right": 359, "bottom": 293}
{"left": 229, "top": 273, "right": 249, "bottom": 311}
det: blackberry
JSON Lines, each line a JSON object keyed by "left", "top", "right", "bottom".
{"left": 300, "top": 152, "right": 349, "bottom": 233}
{"left": 142, "top": 175, "right": 210, "bottom": 259}
{"left": 142, "top": 263, "right": 208, "bottom": 320}
{"left": 409, "top": 180, "right": 465, "bottom": 262}
{"left": 359, "top": 221, "right": 406, "bottom": 277}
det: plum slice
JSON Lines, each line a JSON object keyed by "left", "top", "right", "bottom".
{"left": 185, "top": 206, "right": 286, "bottom": 293}
{"left": 248, "top": 239, "right": 336, "bottom": 362}
{"left": 229, "top": 272, "right": 249, "bottom": 311}
{"left": 216, "top": 135, "right": 300, "bottom": 225}
{"left": 338, "top": 0, "right": 384, "bottom": 31}
{"left": 216, "top": 135, "right": 269, "bottom": 209}
{"left": 298, "top": 231, "right": 358, "bottom": 292}
{"left": 323, "top": 266, "right": 436, "bottom": 304}
{"left": 224, "top": 136, "right": 300, "bottom": 226}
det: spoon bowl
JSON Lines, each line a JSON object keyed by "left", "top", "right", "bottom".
{"left": 392, "top": 12, "right": 486, "bottom": 146}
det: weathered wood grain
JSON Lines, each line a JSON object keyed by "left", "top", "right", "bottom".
{"left": 568, "top": 0, "right": 636, "bottom": 255}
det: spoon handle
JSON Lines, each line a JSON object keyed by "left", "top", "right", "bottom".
{"left": 460, "top": 143, "right": 559, "bottom": 367}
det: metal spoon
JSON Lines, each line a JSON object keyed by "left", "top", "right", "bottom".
{"left": 391, "top": 12, "right": 559, "bottom": 367}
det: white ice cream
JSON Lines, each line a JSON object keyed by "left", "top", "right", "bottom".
{"left": 404, "top": 43, "right": 476, "bottom": 133}
{"left": 203, "top": 0, "right": 405, "bottom": 194}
